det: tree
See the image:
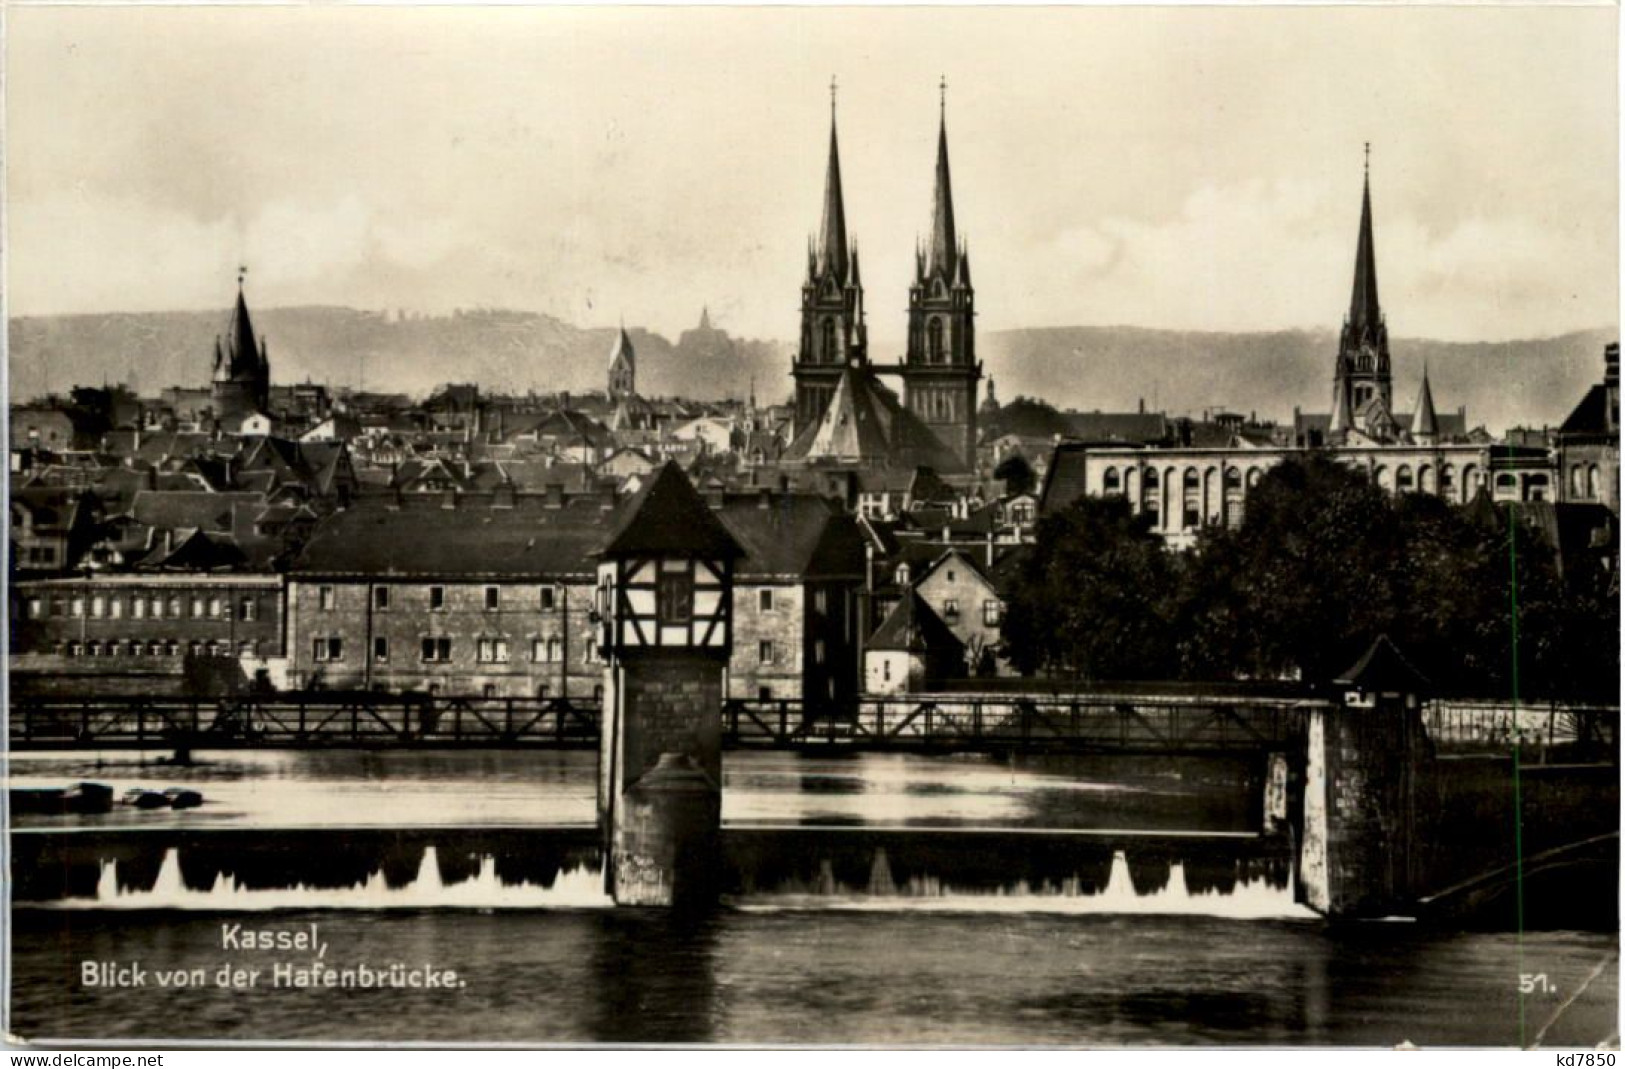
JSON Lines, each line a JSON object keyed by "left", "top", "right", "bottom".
{"left": 1176, "top": 452, "right": 1403, "bottom": 683}
{"left": 1175, "top": 455, "right": 1598, "bottom": 699}
{"left": 993, "top": 454, "right": 1037, "bottom": 496}
{"left": 1002, "top": 495, "right": 1177, "bottom": 679}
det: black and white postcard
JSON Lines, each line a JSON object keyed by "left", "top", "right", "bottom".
{"left": 4, "top": 3, "right": 1619, "bottom": 1050}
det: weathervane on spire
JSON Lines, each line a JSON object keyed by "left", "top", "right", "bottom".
{"left": 1364, "top": 141, "right": 1371, "bottom": 176}
{"left": 939, "top": 75, "right": 947, "bottom": 118}
{"left": 237, "top": 264, "right": 248, "bottom": 290}
{"left": 830, "top": 75, "right": 838, "bottom": 118}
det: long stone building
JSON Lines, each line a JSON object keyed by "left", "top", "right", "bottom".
{"left": 284, "top": 477, "right": 864, "bottom": 706}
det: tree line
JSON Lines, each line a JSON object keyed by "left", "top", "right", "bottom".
{"left": 1002, "top": 452, "right": 1619, "bottom": 703}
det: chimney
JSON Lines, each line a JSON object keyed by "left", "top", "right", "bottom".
{"left": 1138, "top": 397, "right": 1145, "bottom": 414}
{"left": 545, "top": 483, "right": 565, "bottom": 509}
{"left": 757, "top": 488, "right": 772, "bottom": 510}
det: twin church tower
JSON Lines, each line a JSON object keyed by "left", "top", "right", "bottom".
{"left": 791, "top": 82, "right": 982, "bottom": 470}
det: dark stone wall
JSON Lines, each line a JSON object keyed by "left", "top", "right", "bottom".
{"left": 619, "top": 654, "right": 723, "bottom": 791}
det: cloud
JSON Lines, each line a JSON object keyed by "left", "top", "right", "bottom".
{"left": 1021, "top": 179, "right": 1615, "bottom": 340}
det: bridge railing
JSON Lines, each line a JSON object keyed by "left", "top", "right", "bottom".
{"left": 9, "top": 693, "right": 603, "bottom": 748}
{"left": 1423, "top": 700, "right": 1618, "bottom": 757}
{"left": 725, "top": 692, "right": 1318, "bottom": 753}
{"left": 12, "top": 690, "right": 1320, "bottom": 754}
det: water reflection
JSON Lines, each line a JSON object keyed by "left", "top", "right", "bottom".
{"left": 10, "top": 749, "right": 1264, "bottom": 832}
{"left": 587, "top": 912, "right": 721, "bottom": 1043}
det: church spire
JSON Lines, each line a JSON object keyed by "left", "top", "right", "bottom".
{"left": 1347, "top": 143, "right": 1381, "bottom": 344}
{"left": 925, "top": 77, "right": 958, "bottom": 281}
{"left": 815, "top": 76, "right": 850, "bottom": 283}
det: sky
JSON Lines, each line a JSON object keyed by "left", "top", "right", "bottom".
{"left": 6, "top": 5, "right": 1619, "bottom": 350}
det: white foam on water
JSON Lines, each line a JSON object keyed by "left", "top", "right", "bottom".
{"left": 53, "top": 847, "right": 613, "bottom": 911}
{"left": 731, "top": 849, "right": 1316, "bottom": 920}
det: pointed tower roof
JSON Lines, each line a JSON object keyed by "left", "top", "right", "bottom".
{"left": 599, "top": 460, "right": 744, "bottom": 560}
{"left": 816, "top": 90, "right": 850, "bottom": 283}
{"left": 609, "top": 324, "right": 635, "bottom": 367}
{"left": 223, "top": 283, "right": 263, "bottom": 378}
{"left": 698, "top": 306, "right": 712, "bottom": 331}
{"left": 1346, "top": 146, "right": 1382, "bottom": 343}
{"left": 925, "top": 87, "right": 958, "bottom": 281}
{"left": 1412, "top": 365, "right": 1439, "bottom": 440}
{"left": 1334, "top": 634, "right": 1430, "bottom": 696}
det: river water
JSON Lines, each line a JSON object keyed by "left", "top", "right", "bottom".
{"left": 8, "top": 749, "right": 1619, "bottom": 1047}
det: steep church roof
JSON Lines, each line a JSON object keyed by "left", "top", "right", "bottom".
{"left": 784, "top": 365, "right": 968, "bottom": 473}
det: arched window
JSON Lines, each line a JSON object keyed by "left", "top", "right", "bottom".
{"left": 1588, "top": 465, "right": 1601, "bottom": 499}
{"left": 1224, "top": 468, "right": 1243, "bottom": 492}
{"left": 1396, "top": 465, "right": 1414, "bottom": 493}
{"left": 1144, "top": 468, "right": 1160, "bottom": 490}
{"left": 1572, "top": 465, "right": 1588, "bottom": 498}
{"left": 1526, "top": 473, "right": 1549, "bottom": 502}
{"left": 1373, "top": 465, "right": 1390, "bottom": 492}
{"left": 1418, "top": 465, "right": 1434, "bottom": 494}
{"left": 1103, "top": 468, "right": 1121, "bottom": 494}
{"left": 821, "top": 318, "right": 837, "bottom": 362}
{"left": 1182, "top": 469, "right": 1202, "bottom": 528}
{"left": 928, "top": 319, "right": 945, "bottom": 363}
{"left": 1463, "top": 465, "right": 1480, "bottom": 497}
{"left": 1440, "top": 464, "right": 1455, "bottom": 496}
{"left": 1495, "top": 473, "right": 1519, "bottom": 498}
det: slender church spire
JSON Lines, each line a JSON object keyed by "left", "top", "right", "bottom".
{"left": 1330, "top": 144, "right": 1394, "bottom": 438}
{"left": 925, "top": 76, "right": 958, "bottom": 281}
{"left": 1347, "top": 142, "right": 1381, "bottom": 345}
{"left": 816, "top": 76, "right": 850, "bottom": 283}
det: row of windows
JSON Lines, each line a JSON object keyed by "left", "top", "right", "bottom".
{"left": 318, "top": 585, "right": 565, "bottom": 612}
{"left": 25, "top": 594, "right": 261, "bottom": 622}
{"left": 753, "top": 639, "right": 830, "bottom": 667}
{"left": 59, "top": 639, "right": 261, "bottom": 658}
{"left": 311, "top": 635, "right": 602, "bottom": 665}
{"left": 755, "top": 589, "right": 834, "bottom": 613}
{"left": 317, "top": 584, "right": 813, "bottom": 615}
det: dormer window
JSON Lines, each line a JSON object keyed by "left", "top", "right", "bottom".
{"left": 895, "top": 564, "right": 910, "bottom": 587}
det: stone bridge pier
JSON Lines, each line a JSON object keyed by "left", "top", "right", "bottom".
{"left": 1297, "top": 636, "right": 1431, "bottom": 918}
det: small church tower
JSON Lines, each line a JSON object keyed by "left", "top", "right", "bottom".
{"left": 901, "top": 81, "right": 981, "bottom": 469}
{"left": 608, "top": 324, "right": 637, "bottom": 401}
{"left": 211, "top": 268, "right": 271, "bottom": 425}
{"left": 792, "top": 79, "right": 867, "bottom": 438}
